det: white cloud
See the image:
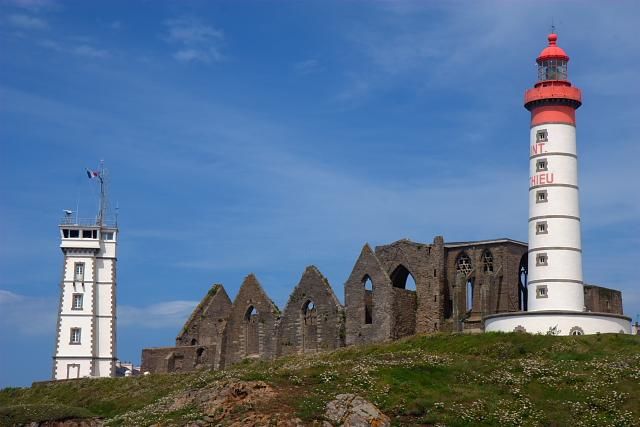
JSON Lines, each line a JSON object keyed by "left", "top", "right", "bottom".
{"left": 164, "top": 17, "right": 224, "bottom": 63}
{"left": 8, "top": 13, "right": 48, "bottom": 30}
{"left": 5, "top": 0, "right": 53, "bottom": 11}
{"left": 294, "top": 58, "right": 322, "bottom": 75}
{"left": 0, "top": 290, "right": 57, "bottom": 336}
{"left": 72, "top": 44, "right": 109, "bottom": 58}
{"left": 39, "top": 38, "right": 110, "bottom": 59}
{"left": 118, "top": 300, "right": 198, "bottom": 329}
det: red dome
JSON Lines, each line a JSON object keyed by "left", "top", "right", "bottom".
{"left": 537, "top": 33, "right": 569, "bottom": 62}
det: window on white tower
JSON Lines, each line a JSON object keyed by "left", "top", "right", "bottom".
{"left": 536, "top": 159, "right": 548, "bottom": 172}
{"left": 536, "top": 285, "right": 548, "bottom": 299}
{"left": 536, "top": 221, "right": 548, "bottom": 234}
{"left": 536, "top": 190, "right": 548, "bottom": 203}
{"left": 72, "top": 294, "right": 83, "bottom": 310}
{"left": 536, "top": 253, "right": 548, "bottom": 266}
{"left": 70, "top": 328, "right": 81, "bottom": 344}
{"left": 536, "top": 129, "right": 548, "bottom": 142}
{"left": 102, "top": 231, "right": 114, "bottom": 241}
{"left": 74, "top": 263, "right": 85, "bottom": 281}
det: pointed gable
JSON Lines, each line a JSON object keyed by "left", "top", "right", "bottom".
{"left": 219, "top": 274, "right": 280, "bottom": 368}
{"left": 277, "top": 266, "right": 344, "bottom": 355}
{"left": 176, "top": 284, "right": 232, "bottom": 346}
{"left": 344, "top": 244, "right": 394, "bottom": 345}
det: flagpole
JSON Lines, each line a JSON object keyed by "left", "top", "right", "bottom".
{"left": 98, "top": 160, "right": 105, "bottom": 227}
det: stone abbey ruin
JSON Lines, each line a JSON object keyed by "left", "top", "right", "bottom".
{"left": 141, "top": 236, "right": 623, "bottom": 374}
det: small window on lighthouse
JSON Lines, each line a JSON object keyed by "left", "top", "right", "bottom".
{"left": 536, "top": 129, "right": 548, "bottom": 142}
{"left": 536, "top": 190, "right": 548, "bottom": 203}
{"left": 70, "top": 328, "right": 81, "bottom": 344}
{"left": 74, "top": 263, "right": 85, "bottom": 281}
{"left": 72, "top": 294, "right": 83, "bottom": 310}
{"left": 536, "top": 285, "right": 548, "bottom": 299}
{"left": 536, "top": 159, "right": 548, "bottom": 172}
{"left": 536, "top": 253, "right": 548, "bottom": 266}
{"left": 536, "top": 221, "right": 548, "bottom": 234}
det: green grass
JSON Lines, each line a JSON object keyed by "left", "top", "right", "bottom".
{"left": 1, "top": 333, "right": 639, "bottom": 426}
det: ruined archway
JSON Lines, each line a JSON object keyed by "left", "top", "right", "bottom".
{"left": 363, "top": 275, "right": 373, "bottom": 325}
{"left": 302, "top": 300, "right": 318, "bottom": 352}
{"left": 390, "top": 264, "right": 417, "bottom": 291}
{"left": 244, "top": 306, "right": 259, "bottom": 356}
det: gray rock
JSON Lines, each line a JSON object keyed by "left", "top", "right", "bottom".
{"left": 324, "top": 394, "right": 390, "bottom": 427}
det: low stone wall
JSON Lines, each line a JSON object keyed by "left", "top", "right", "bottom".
{"left": 141, "top": 345, "right": 217, "bottom": 374}
{"left": 391, "top": 287, "right": 416, "bottom": 339}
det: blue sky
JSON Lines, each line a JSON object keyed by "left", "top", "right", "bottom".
{"left": 1, "top": 0, "right": 639, "bottom": 387}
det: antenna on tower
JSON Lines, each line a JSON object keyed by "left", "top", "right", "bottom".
{"left": 551, "top": 18, "right": 556, "bottom": 34}
{"left": 86, "top": 160, "right": 110, "bottom": 227}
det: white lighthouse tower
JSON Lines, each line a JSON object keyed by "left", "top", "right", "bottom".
{"left": 484, "top": 33, "right": 631, "bottom": 335}
{"left": 53, "top": 164, "right": 118, "bottom": 379}
{"left": 525, "top": 32, "right": 584, "bottom": 312}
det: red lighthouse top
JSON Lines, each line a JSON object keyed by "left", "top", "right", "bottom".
{"left": 524, "top": 33, "right": 581, "bottom": 124}
{"left": 537, "top": 33, "right": 569, "bottom": 62}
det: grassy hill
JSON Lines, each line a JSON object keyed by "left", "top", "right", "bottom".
{"left": 1, "top": 333, "right": 639, "bottom": 426}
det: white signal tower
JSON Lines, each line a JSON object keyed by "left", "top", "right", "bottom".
{"left": 53, "top": 162, "right": 118, "bottom": 379}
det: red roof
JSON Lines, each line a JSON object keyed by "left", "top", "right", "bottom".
{"left": 537, "top": 33, "right": 569, "bottom": 62}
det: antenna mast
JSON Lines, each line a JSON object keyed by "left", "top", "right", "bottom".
{"left": 97, "top": 160, "right": 106, "bottom": 227}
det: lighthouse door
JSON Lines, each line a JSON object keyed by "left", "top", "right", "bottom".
{"left": 66, "top": 363, "right": 80, "bottom": 379}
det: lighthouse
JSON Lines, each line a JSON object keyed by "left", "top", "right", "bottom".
{"left": 52, "top": 165, "right": 118, "bottom": 379}
{"left": 525, "top": 33, "right": 584, "bottom": 312}
{"left": 484, "top": 33, "right": 631, "bottom": 335}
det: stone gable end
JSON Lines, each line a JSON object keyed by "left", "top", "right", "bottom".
{"left": 277, "top": 266, "right": 345, "bottom": 356}
{"left": 220, "top": 274, "right": 280, "bottom": 368}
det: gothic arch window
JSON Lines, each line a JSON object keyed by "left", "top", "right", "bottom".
{"left": 518, "top": 254, "right": 528, "bottom": 311}
{"left": 244, "top": 306, "right": 259, "bottom": 356}
{"left": 456, "top": 253, "right": 473, "bottom": 275}
{"left": 569, "top": 326, "right": 584, "bottom": 336}
{"left": 390, "top": 265, "right": 416, "bottom": 291}
{"left": 482, "top": 250, "right": 494, "bottom": 272}
{"left": 466, "top": 279, "right": 474, "bottom": 311}
{"left": 302, "top": 300, "right": 318, "bottom": 351}
{"left": 190, "top": 338, "right": 198, "bottom": 346}
{"left": 363, "top": 275, "right": 373, "bottom": 325}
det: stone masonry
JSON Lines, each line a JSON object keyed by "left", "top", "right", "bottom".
{"left": 141, "top": 236, "right": 625, "bottom": 374}
{"left": 277, "top": 266, "right": 344, "bottom": 356}
{"left": 219, "top": 274, "right": 281, "bottom": 367}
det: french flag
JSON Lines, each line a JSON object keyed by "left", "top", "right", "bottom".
{"left": 86, "top": 169, "right": 100, "bottom": 179}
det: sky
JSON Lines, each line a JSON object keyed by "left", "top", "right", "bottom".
{"left": 1, "top": 0, "right": 639, "bottom": 388}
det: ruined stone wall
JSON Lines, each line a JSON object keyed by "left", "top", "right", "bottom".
{"left": 141, "top": 236, "right": 626, "bottom": 375}
{"left": 219, "top": 274, "right": 280, "bottom": 368}
{"left": 374, "top": 236, "right": 446, "bottom": 334}
{"left": 444, "top": 242, "right": 527, "bottom": 331}
{"left": 391, "top": 287, "right": 417, "bottom": 340}
{"left": 277, "top": 266, "right": 344, "bottom": 356}
{"left": 174, "top": 284, "right": 232, "bottom": 370}
{"left": 141, "top": 345, "right": 217, "bottom": 373}
{"left": 344, "top": 245, "right": 394, "bottom": 346}
{"left": 584, "top": 285, "right": 623, "bottom": 314}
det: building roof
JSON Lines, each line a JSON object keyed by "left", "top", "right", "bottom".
{"left": 537, "top": 33, "right": 569, "bottom": 62}
{"left": 444, "top": 238, "right": 527, "bottom": 248}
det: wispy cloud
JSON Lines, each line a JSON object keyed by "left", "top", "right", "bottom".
{"left": 4, "top": 0, "right": 54, "bottom": 11}
{"left": 293, "top": 58, "right": 322, "bottom": 75}
{"left": 39, "top": 38, "right": 110, "bottom": 58}
{"left": 7, "top": 13, "right": 47, "bottom": 30}
{"left": 119, "top": 300, "right": 198, "bottom": 329}
{"left": 0, "top": 290, "right": 57, "bottom": 336}
{"left": 164, "top": 17, "right": 225, "bottom": 63}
